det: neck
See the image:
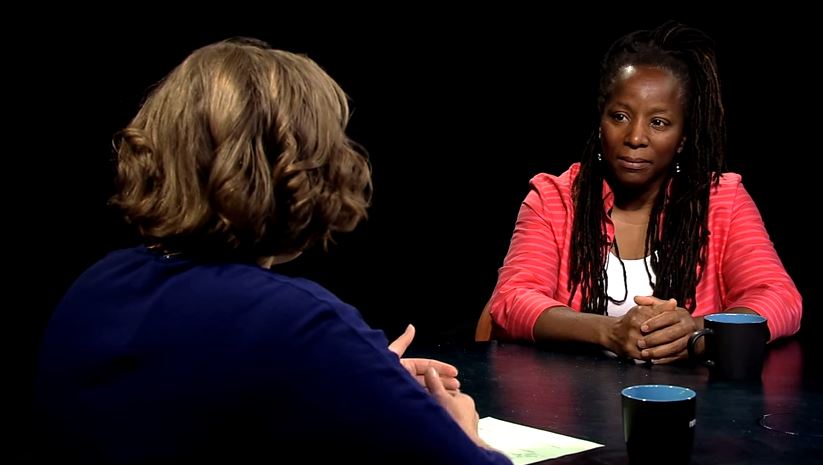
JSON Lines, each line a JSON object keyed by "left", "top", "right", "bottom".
{"left": 260, "top": 251, "right": 303, "bottom": 268}
{"left": 610, "top": 180, "right": 665, "bottom": 212}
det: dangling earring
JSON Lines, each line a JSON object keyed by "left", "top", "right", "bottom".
{"left": 597, "top": 153, "right": 602, "bottom": 162}
{"left": 675, "top": 162, "right": 681, "bottom": 173}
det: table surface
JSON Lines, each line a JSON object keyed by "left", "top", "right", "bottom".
{"left": 410, "top": 338, "right": 822, "bottom": 465}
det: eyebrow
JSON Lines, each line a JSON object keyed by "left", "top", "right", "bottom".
{"left": 609, "top": 101, "right": 674, "bottom": 115}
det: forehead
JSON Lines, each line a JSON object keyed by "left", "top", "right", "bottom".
{"left": 608, "top": 65, "right": 684, "bottom": 108}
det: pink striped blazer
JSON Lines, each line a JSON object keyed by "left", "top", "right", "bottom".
{"left": 490, "top": 163, "right": 802, "bottom": 342}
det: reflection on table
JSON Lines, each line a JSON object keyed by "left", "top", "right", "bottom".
{"left": 410, "top": 338, "right": 821, "bottom": 464}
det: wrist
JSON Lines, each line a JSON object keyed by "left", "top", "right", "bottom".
{"left": 597, "top": 315, "right": 618, "bottom": 351}
{"left": 688, "top": 316, "right": 706, "bottom": 357}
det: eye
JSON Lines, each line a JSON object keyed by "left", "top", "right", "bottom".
{"left": 650, "top": 118, "right": 670, "bottom": 129}
{"left": 610, "top": 112, "right": 628, "bottom": 123}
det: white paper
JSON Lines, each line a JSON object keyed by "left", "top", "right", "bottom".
{"left": 478, "top": 417, "right": 603, "bottom": 465}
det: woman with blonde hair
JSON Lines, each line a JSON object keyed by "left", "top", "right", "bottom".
{"left": 35, "top": 38, "right": 510, "bottom": 464}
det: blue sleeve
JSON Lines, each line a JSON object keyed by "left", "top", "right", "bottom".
{"left": 252, "top": 296, "right": 511, "bottom": 464}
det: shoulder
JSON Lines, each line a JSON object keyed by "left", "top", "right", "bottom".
{"left": 79, "top": 247, "right": 351, "bottom": 320}
{"left": 528, "top": 163, "right": 578, "bottom": 199}
{"left": 161, "top": 259, "right": 383, "bottom": 355}
{"left": 707, "top": 172, "right": 767, "bottom": 226}
{"left": 717, "top": 171, "right": 743, "bottom": 189}
{"left": 205, "top": 264, "right": 348, "bottom": 316}
{"left": 228, "top": 268, "right": 388, "bottom": 366}
{"left": 260, "top": 272, "right": 346, "bottom": 312}
{"left": 710, "top": 171, "right": 748, "bottom": 203}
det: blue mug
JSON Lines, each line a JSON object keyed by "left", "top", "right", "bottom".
{"left": 688, "top": 313, "right": 769, "bottom": 381}
{"left": 622, "top": 384, "right": 696, "bottom": 465}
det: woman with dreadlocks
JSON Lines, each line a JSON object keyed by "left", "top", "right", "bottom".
{"left": 487, "top": 21, "right": 801, "bottom": 363}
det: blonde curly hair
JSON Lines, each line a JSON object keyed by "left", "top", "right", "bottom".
{"left": 112, "top": 38, "right": 371, "bottom": 262}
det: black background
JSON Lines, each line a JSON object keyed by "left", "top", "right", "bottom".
{"left": 10, "top": 12, "right": 818, "bottom": 459}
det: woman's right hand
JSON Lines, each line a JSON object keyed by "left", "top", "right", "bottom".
{"left": 606, "top": 298, "right": 677, "bottom": 359}
{"left": 633, "top": 296, "right": 700, "bottom": 364}
{"left": 424, "top": 367, "right": 492, "bottom": 449}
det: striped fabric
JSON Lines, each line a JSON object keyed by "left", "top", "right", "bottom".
{"left": 490, "top": 163, "right": 802, "bottom": 342}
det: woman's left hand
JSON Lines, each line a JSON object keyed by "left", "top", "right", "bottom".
{"left": 633, "top": 296, "right": 702, "bottom": 364}
{"left": 388, "top": 324, "right": 461, "bottom": 392}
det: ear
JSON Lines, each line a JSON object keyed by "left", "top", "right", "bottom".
{"left": 676, "top": 137, "right": 686, "bottom": 153}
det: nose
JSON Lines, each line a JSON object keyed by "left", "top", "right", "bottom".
{"left": 624, "top": 120, "right": 649, "bottom": 148}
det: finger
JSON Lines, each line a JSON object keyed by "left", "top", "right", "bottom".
{"left": 656, "top": 298, "right": 677, "bottom": 311}
{"left": 405, "top": 359, "right": 461, "bottom": 390}
{"left": 640, "top": 336, "right": 688, "bottom": 361}
{"left": 634, "top": 296, "right": 677, "bottom": 314}
{"left": 640, "top": 302, "right": 679, "bottom": 333}
{"left": 651, "top": 355, "right": 682, "bottom": 365}
{"left": 425, "top": 359, "right": 459, "bottom": 378}
{"left": 619, "top": 338, "right": 646, "bottom": 360}
{"left": 628, "top": 303, "right": 667, "bottom": 320}
{"left": 424, "top": 367, "right": 448, "bottom": 400}
{"left": 415, "top": 374, "right": 460, "bottom": 391}
{"left": 634, "top": 295, "right": 664, "bottom": 306}
{"left": 388, "top": 324, "right": 415, "bottom": 357}
{"left": 641, "top": 320, "right": 692, "bottom": 347}
{"left": 401, "top": 358, "right": 458, "bottom": 378}
{"left": 639, "top": 311, "right": 679, "bottom": 334}
{"left": 624, "top": 347, "right": 646, "bottom": 361}
{"left": 443, "top": 381, "right": 461, "bottom": 392}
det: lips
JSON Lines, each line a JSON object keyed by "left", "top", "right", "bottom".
{"left": 617, "top": 156, "right": 651, "bottom": 170}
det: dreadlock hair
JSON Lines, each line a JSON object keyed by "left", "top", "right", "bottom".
{"left": 568, "top": 21, "right": 726, "bottom": 314}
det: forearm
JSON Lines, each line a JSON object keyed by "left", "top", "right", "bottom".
{"left": 723, "top": 307, "right": 771, "bottom": 340}
{"left": 724, "top": 307, "right": 757, "bottom": 315}
{"left": 722, "top": 183, "right": 802, "bottom": 340}
{"left": 533, "top": 306, "right": 612, "bottom": 347}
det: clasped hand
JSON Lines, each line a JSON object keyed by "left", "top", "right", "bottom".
{"left": 609, "top": 296, "right": 699, "bottom": 364}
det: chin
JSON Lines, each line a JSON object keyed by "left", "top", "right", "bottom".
{"left": 614, "top": 172, "right": 653, "bottom": 185}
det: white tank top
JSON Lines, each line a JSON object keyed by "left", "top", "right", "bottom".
{"left": 605, "top": 252, "right": 656, "bottom": 317}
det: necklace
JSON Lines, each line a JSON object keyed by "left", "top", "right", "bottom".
{"left": 607, "top": 239, "right": 629, "bottom": 305}
{"left": 147, "top": 243, "right": 183, "bottom": 260}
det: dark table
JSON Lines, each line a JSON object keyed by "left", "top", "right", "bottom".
{"left": 411, "top": 339, "right": 822, "bottom": 464}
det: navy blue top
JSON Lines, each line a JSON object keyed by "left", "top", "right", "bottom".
{"left": 35, "top": 246, "right": 510, "bottom": 464}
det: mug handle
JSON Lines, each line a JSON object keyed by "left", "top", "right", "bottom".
{"left": 688, "top": 328, "right": 714, "bottom": 366}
